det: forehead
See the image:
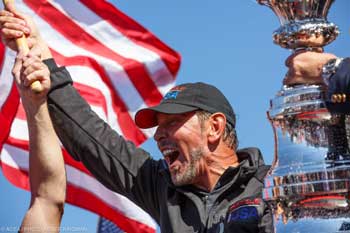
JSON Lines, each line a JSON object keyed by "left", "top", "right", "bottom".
{"left": 156, "top": 111, "right": 197, "bottom": 123}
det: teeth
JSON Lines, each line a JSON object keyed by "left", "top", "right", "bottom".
{"left": 162, "top": 149, "right": 176, "bottom": 156}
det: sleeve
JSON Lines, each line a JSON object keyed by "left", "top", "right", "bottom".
{"left": 44, "top": 59, "right": 161, "bottom": 219}
{"left": 325, "top": 57, "right": 350, "bottom": 114}
{"left": 259, "top": 201, "right": 273, "bottom": 233}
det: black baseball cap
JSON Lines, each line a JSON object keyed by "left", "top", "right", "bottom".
{"left": 135, "top": 82, "right": 236, "bottom": 129}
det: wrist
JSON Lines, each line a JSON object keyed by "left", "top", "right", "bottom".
{"left": 322, "top": 57, "right": 343, "bottom": 86}
{"left": 43, "top": 58, "right": 59, "bottom": 71}
{"left": 22, "top": 99, "right": 48, "bottom": 118}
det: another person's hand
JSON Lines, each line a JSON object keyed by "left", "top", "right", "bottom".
{"left": 0, "top": 8, "right": 52, "bottom": 59}
{"left": 284, "top": 51, "right": 337, "bottom": 86}
{"left": 12, "top": 52, "right": 51, "bottom": 112}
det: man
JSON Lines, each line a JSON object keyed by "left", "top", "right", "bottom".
{"left": 12, "top": 52, "right": 66, "bottom": 231}
{"left": 0, "top": 9, "right": 273, "bottom": 232}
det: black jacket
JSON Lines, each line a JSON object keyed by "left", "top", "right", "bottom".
{"left": 44, "top": 59, "right": 273, "bottom": 233}
{"left": 326, "top": 57, "right": 350, "bottom": 114}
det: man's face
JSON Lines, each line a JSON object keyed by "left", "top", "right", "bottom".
{"left": 154, "top": 112, "right": 207, "bottom": 186}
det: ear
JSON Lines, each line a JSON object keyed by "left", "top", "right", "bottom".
{"left": 207, "top": 112, "right": 226, "bottom": 144}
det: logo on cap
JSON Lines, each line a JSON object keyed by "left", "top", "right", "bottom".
{"left": 163, "top": 86, "right": 187, "bottom": 100}
{"left": 164, "top": 90, "right": 180, "bottom": 100}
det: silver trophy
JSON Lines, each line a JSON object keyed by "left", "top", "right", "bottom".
{"left": 257, "top": 0, "right": 350, "bottom": 232}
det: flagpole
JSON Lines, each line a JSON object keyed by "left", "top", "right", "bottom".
{"left": 2, "top": 0, "right": 43, "bottom": 93}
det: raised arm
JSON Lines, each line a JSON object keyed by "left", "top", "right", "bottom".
{"left": 12, "top": 53, "right": 66, "bottom": 232}
{"left": 0, "top": 8, "right": 163, "bottom": 219}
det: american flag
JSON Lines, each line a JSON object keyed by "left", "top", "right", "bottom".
{"left": 0, "top": 1, "right": 181, "bottom": 232}
{"left": 97, "top": 217, "right": 124, "bottom": 233}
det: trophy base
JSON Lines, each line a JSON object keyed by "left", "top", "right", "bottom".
{"left": 274, "top": 214, "right": 350, "bottom": 233}
{"left": 265, "top": 85, "right": 350, "bottom": 233}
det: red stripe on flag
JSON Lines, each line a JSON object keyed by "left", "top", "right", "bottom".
{"left": 80, "top": 0, "right": 181, "bottom": 77}
{"left": 15, "top": 83, "right": 107, "bottom": 121}
{"left": 73, "top": 82, "right": 108, "bottom": 115}
{"left": 0, "top": 161, "right": 30, "bottom": 190}
{"left": 0, "top": 43, "right": 19, "bottom": 150}
{"left": 0, "top": 82, "right": 19, "bottom": 142}
{"left": 0, "top": 82, "right": 19, "bottom": 148}
{"left": 0, "top": 162, "right": 155, "bottom": 233}
{"left": 14, "top": 53, "right": 148, "bottom": 144}
{"left": 0, "top": 42, "right": 5, "bottom": 69}
{"left": 24, "top": 0, "right": 163, "bottom": 106}
{"left": 50, "top": 49, "right": 147, "bottom": 144}
{"left": 15, "top": 103, "right": 26, "bottom": 121}
{"left": 66, "top": 183, "right": 156, "bottom": 233}
{"left": 14, "top": 84, "right": 107, "bottom": 121}
{"left": 5, "top": 137, "right": 93, "bottom": 176}
{"left": 0, "top": 2, "right": 181, "bottom": 232}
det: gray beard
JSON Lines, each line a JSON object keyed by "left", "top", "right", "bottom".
{"left": 171, "top": 147, "right": 204, "bottom": 186}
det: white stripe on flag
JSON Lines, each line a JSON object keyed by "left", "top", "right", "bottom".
{"left": 51, "top": 0, "right": 174, "bottom": 95}
{"left": 66, "top": 66, "right": 121, "bottom": 132}
{"left": 9, "top": 104, "right": 109, "bottom": 142}
{"left": 9, "top": 118, "right": 28, "bottom": 141}
{"left": 0, "top": 49, "right": 15, "bottom": 109}
{"left": 1, "top": 144, "right": 157, "bottom": 229}
{"left": 16, "top": 1, "right": 148, "bottom": 112}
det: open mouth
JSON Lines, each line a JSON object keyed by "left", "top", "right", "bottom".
{"left": 162, "top": 149, "right": 180, "bottom": 166}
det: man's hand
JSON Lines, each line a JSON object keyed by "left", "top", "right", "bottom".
{"left": 284, "top": 51, "right": 337, "bottom": 86}
{"left": 12, "top": 52, "right": 51, "bottom": 113}
{"left": 0, "top": 9, "right": 52, "bottom": 59}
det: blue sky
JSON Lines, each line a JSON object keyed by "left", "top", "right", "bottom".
{"left": 1, "top": 1, "right": 350, "bottom": 232}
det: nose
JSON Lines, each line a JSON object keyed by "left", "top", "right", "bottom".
{"left": 154, "top": 125, "right": 166, "bottom": 142}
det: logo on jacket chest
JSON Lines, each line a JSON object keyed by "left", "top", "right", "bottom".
{"left": 227, "top": 198, "right": 261, "bottom": 222}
